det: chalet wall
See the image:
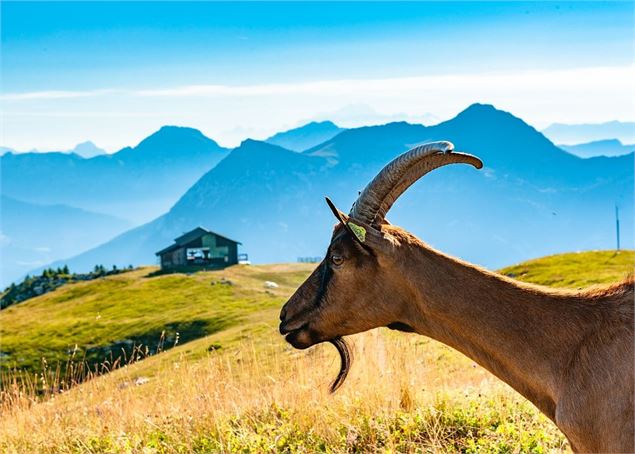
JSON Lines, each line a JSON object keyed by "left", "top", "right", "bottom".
{"left": 157, "top": 231, "right": 239, "bottom": 270}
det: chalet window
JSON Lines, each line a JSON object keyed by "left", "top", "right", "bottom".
{"left": 210, "top": 246, "right": 229, "bottom": 259}
{"left": 186, "top": 247, "right": 210, "bottom": 261}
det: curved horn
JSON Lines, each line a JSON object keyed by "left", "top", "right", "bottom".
{"left": 349, "top": 141, "right": 483, "bottom": 225}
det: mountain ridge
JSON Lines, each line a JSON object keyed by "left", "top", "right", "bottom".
{"left": 1, "top": 126, "right": 229, "bottom": 224}
{"left": 1, "top": 195, "right": 131, "bottom": 286}
{"left": 542, "top": 120, "right": 635, "bottom": 145}
{"left": 559, "top": 139, "right": 634, "bottom": 158}
{"left": 265, "top": 121, "right": 344, "bottom": 152}
{"left": 42, "top": 104, "right": 633, "bottom": 277}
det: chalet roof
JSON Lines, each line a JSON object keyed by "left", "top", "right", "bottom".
{"left": 155, "top": 226, "right": 241, "bottom": 256}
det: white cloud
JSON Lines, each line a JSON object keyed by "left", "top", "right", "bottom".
{"left": 5, "top": 111, "right": 165, "bottom": 118}
{"left": 1, "top": 89, "right": 118, "bottom": 101}
{"left": 2, "top": 65, "right": 634, "bottom": 151}
{"left": 131, "top": 65, "right": 635, "bottom": 105}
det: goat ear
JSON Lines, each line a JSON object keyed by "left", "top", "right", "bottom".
{"left": 325, "top": 197, "right": 368, "bottom": 249}
{"left": 325, "top": 197, "right": 384, "bottom": 251}
{"left": 325, "top": 197, "right": 348, "bottom": 225}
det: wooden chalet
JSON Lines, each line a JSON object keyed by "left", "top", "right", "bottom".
{"left": 155, "top": 227, "right": 241, "bottom": 270}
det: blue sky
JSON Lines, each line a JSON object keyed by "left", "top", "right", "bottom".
{"left": 2, "top": 1, "right": 634, "bottom": 151}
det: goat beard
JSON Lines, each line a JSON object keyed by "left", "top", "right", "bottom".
{"left": 328, "top": 337, "right": 351, "bottom": 393}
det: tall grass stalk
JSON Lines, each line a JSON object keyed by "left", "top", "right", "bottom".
{"left": 0, "top": 329, "right": 568, "bottom": 453}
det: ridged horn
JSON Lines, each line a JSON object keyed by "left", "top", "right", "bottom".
{"left": 349, "top": 141, "right": 483, "bottom": 225}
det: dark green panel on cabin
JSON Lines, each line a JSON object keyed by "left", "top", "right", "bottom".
{"left": 201, "top": 234, "right": 216, "bottom": 249}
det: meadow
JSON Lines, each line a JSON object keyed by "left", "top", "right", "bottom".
{"left": 1, "top": 250, "right": 632, "bottom": 453}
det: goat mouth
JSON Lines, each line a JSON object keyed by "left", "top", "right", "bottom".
{"left": 281, "top": 323, "right": 315, "bottom": 349}
{"left": 279, "top": 320, "right": 308, "bottom": 335}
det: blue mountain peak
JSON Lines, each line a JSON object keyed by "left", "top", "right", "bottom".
{"left": 456, "top": 103, "right": 502, "bottom": 118}
{"left": 133, "top": 126, "right": 221, "bottom": 152}
{"left": 152, "top": 125, "right": 210, "bottom": 140}
{"left": 448, "top": 103, "right": 531, "bottom": 132}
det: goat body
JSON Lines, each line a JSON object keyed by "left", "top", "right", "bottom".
{"left": 279, "top": 142, "right": 635, "bottom": 452}
{"left": 387, "top": 226, "right": 634, "bottom": 453}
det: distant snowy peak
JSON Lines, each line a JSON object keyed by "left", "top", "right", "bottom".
{"left": 70, "top": 141, "right": 107, "bottom": 158}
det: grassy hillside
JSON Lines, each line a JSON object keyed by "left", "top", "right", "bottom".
{"left": 1, "top": 250, "right": 633, "bottom": 453}
{"left": 0, "top": 264, "right": 314, "bottom": 374}
{"left": 499, "top": 250, "right": 633, "bottom": 288}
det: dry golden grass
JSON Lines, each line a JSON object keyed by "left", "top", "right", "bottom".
{"left": 1, "top": 316, "right": 567, "bottom": 453}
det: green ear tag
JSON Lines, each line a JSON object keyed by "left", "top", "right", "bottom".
{"left": 347, "top": 222, "right": 366, "bottom": 243}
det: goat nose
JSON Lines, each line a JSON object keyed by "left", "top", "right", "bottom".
{"left": 279, "top": 320, "right": 289, "bottom": 335}
{"left": 279, "top": 305, "right": 287, "bottom": 321}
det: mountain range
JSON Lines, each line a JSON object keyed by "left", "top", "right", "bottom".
{"left": 265, "top": 121, "right": 345, "bottom": 152}
{"left": 1, "top": 127, "right": 230, "bottom": 286}
{"left": 1, "top": 196, "right": 130, "bottom": 286}
{"left": 1, "top": 126, "right": 229, "bottom": 224}
{"left": 37, "top": 104, "right": 632, "bottom": 278}
{"left": 0, "top": 141, "right": 107, "bottom": 158}
{"left": 542, "top": 120, "right": 635, "bottom": 145}
{"left": 559, "top": 139, "right": 634, "bottom": 158}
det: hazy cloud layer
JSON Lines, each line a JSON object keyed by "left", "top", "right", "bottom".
{"left": 3, "top": 65, "right": 634, "bottom": 151}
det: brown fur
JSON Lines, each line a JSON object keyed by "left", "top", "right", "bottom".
{"left": 280, "top": 222, "right": 635, "bottom": 453}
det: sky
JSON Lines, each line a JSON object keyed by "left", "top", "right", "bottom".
{"left": 1, "top": 1, "right": 634, "bottom": 152}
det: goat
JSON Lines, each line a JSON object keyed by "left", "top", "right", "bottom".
{"left": 279, "top": 141, "right": 634, "bottom": 453}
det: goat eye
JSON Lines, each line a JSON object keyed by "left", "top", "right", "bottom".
{"left": 331, "top": 255, "right": 344, "bottom": 266}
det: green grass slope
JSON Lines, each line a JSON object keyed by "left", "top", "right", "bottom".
{"left": 1, "top": 251, "right": 632, "bottom": 378}
{"left": 499, "top": 250, "right": 633, "bottom": 288}
{"left": 0, "top": 264, "right": 314, "bottom": 374}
